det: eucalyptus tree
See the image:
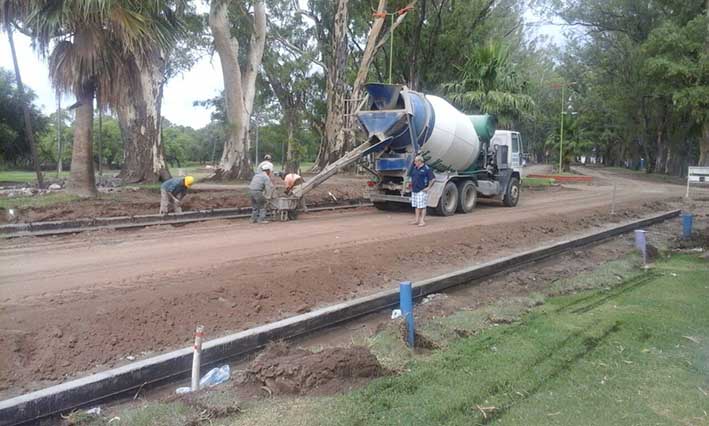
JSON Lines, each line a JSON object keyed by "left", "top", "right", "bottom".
{"left": 208, "top": 0, "right": 266, "bottom": 180}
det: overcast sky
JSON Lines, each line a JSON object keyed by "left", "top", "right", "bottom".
{"left": 1, "top": 9, "right": 564, "bottom": 130}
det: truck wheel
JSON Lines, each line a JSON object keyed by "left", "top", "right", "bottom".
{"left": 456, "top": 181, "right": 477, "bottom": 213}
{"left": 435, "top": 181, "right": 458, "bottom": 216}
{"left": 503, "top": 177, "right": 520, "bottom": 207}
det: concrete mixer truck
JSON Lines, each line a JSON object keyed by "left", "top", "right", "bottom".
{"left": 274, "top": 83, "right": 524, "bottom": 220}
{"left": 356, "top": 83, "right": 523, "bottom": 215}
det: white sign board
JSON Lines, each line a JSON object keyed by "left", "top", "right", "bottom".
{"left": 685, "top": 166, "right": 709, "bottom": 198}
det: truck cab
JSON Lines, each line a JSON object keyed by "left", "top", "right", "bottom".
{"left": 490, "top": 130, "right": 524, "bottom": 179}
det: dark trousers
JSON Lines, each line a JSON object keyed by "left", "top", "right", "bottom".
{"left": 250, "top": 191, "right": 267, "bottom": 222}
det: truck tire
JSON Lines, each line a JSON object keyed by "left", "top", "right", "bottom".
{"left": 456, "top": 180, "right": 477, "bottom": 213}
{"left": 503, "top": 177, "right": 520, "bottom": 207}
{"left": 435, "top": 181, "right": 458, "bottom": 216}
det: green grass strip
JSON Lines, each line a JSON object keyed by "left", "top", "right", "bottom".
{"left": 317, "top": 254, "right": 709, "bottom": 426}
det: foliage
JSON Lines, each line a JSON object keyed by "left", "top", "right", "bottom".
{"left": 36, "top": 109, "right": 73, "bottom": 167}
{"left": 445, "top": 41, "right": 535, "bottom": 128}
{"left": 0, "top": 68, "right": 48, "bottom": 167}
{"left": 93, "top": 115, "right": 123, "bottom": 169}
{"left": 535, "top": 0, "right": 708, "bottom": 174}
{"left": 544, "top": 113, "right": 594, "bottom": 172}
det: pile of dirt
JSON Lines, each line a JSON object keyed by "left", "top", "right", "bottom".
{"left": 247, "top": 343, "right": 388, "bottom": 395}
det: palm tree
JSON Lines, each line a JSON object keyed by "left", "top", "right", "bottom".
{"left": 445, "top": 41, "right": 535, "bottom": 128}
{"left": 2, "top": 0, "right": 179, "bottom": 196}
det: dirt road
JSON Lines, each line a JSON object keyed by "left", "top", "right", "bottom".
{"left": 0, "top": 167, "right": 701, "bottom": 397}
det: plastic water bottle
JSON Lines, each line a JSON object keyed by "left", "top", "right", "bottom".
{"left": 199, "top": 365, "right": 230, "bottom": 388}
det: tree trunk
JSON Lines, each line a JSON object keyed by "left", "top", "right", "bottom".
{"left": 285, "top": 112, "right": 299, "bottom": 173}
{"left": 6, "top": 22, "right": 44, "bottom": 188}
{"left": 700, "top": 124, "right": 709, "bottom": 166}
{"left": 56, "top": 95, "right": 63, "bottom": 175}
{"left": 654, "top": 127, "right": 665, "bottom": 173}
{"left": 313, "top": 0, "right": 350, "bottom": 172}
{"left": 409, "top": 0, "right": 427, "bottom": 90}
{"left": 352, "top": 0, "right": 387, "bottom": 99}
{"left": 67, "top": 86, "right": 98, "bottom": 197}
{"left": 209, "top": 0, "right": 266, "bottom": 180}
{"left": 117, "top": 48, "right": 170, "bottom": 183}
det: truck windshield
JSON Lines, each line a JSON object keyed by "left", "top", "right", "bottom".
{"left": 511, "top": 134, "right": 520, "bottom": 153}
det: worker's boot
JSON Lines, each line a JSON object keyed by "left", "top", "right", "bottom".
{"left": 257, "top": 208, "right": 268, "bottom": 224}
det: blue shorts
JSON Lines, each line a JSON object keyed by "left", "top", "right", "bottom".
{"left": 411, "top": 191, "right": 428, "bottom": 209}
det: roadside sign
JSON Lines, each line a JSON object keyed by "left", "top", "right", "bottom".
{"left": 685, "top": 166, "right": 709, "bottom": 198}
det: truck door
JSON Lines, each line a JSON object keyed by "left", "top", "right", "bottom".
{"left": 510, "top": 133, "right": 521, "bottom": 170}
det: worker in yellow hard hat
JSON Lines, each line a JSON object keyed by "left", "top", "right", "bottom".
{"left": 159, "top": 175, "right": 194, "bottom": 215}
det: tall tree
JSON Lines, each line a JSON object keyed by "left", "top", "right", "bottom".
{"left": 2, "top": 1, "right": 43, "bottom": 187}
{"left": 117, "top": 1, "right": 191, "bottom": 183}
{"left": 208, "top": 0, "right": 267, "bottom": 180}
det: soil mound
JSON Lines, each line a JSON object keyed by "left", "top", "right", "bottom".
{"left": 247, "top": 343, "right": 388, "bottom": 395}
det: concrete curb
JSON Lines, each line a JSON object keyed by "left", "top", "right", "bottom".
{"left": 0, "top": 201, "right": 372, "bottom": 239}
{"left": 0, "top": 209, "right": 680, "bottom": 425}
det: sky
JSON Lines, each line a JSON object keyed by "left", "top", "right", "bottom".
{"left": 0, "top": 34, "right": 223, "bottom": 129}
{"left": 0, "top": 8, "right": 565, "bottom": 130}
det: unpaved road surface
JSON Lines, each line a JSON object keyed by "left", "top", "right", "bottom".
{"left": 0, "top": 167, "right": 705, "bottom": 397}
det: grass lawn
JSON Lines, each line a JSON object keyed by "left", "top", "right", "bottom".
{"left": 0, "top": 170, "right": 70, "bottom": 184}
{"left": 317, "top": 254, "right": 709, "bottom": 426}
{"left": 522, "top": 177, "right": 555, "bottom": 187}
{"left": 0, "top": 193, "right": 79, "bottom": 210}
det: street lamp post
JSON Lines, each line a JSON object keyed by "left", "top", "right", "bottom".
{"left": 552, "top": 81, "right": 576, "bottom": 173}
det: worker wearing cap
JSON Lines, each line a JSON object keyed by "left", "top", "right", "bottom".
{"left": 256, "top": 154, "right": 273, "bottom": 174}
{"left": 408, "top": 155, "right": 435, "bottom": 226}
{"left": 249, "top": 163, "right": 274, "bottom": 223}
{"left": 281, "top": 172, "right": 304, "bottom": 194}
{"left": 159, "top": 176, "right": 194, "bottom": 215}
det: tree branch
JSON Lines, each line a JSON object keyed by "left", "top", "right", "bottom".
{"left": 373, "top": 1, "right": 416, "bottom": 53}
{"left": 271, "top": 32, "right": 327, "bottom": 72}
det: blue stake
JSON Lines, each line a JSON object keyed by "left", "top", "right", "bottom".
{"left": 681, "top": 213, "right": 693, "bottom": 239}
{"left": 399, "top": 281, "right": 415, "bottom": 348}
{"left": 634, "top": 230, "right": 647, "bottom": 265}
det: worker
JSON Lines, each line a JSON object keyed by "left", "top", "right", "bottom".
{"left": 408, "top": 155, "right": 435, "bottom": 226}
{"left": 159, "top": 175, "right": 194, "bottom": 215}
{"left": 280, "top": 172, "right": 304, "bottom": 194}
{"left": 256, "top": 154, "right": 273, "bottom": 173}
{"left": 249, "top": 163, "right": 274, "bottom": 223}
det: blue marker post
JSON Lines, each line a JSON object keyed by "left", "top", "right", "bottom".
{"left": 399, "top": 281, "right": 415, "bottom": 348}
{"left": 634, "top": 229, "right": 647, "bottom": 265}
{"left": 681, "top": 213, "right": 694, "bottom": 239}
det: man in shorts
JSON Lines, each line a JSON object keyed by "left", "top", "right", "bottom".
{"left": 408, "top": 155, "right": 435, "bottom": 226}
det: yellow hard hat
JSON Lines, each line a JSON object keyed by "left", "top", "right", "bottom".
{"left": 184, "top": 176, "right": 194, "bottom": 188}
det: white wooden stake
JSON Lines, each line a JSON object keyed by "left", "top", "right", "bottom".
{"left": 191, "top": 325, "right": 204, "bottom": 391}
{"left": 610, "top": 183, "right": 616, "bottom": 215}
